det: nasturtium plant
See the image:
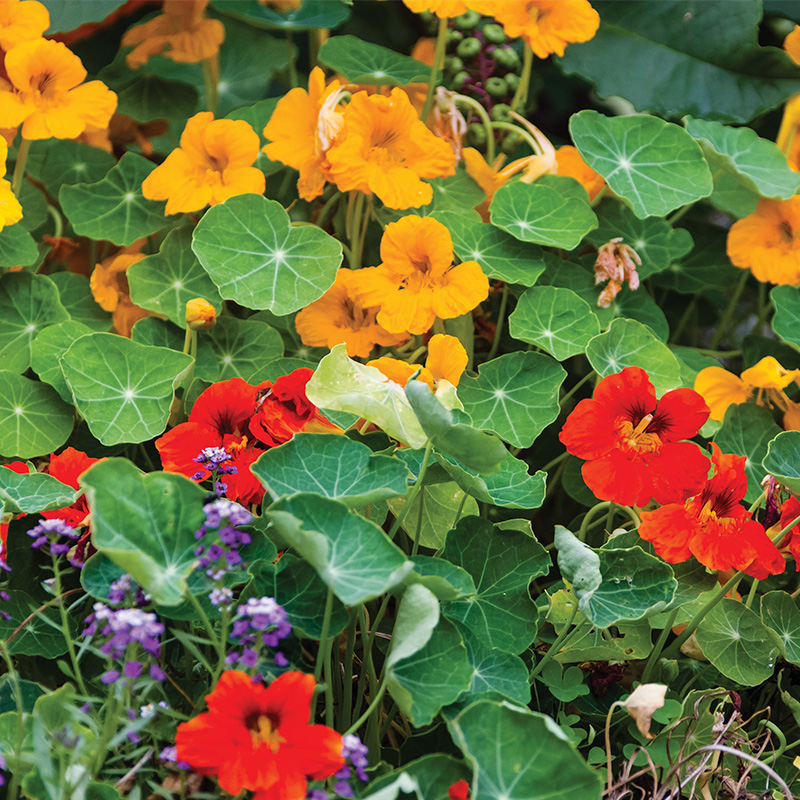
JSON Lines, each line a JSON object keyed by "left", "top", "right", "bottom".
{"left": 4, "top": 2, "right": 800, "bottom": 799}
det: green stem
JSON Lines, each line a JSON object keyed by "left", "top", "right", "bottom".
{"left": 420, "top": 16, "right": 448, "bottom": 122}
{"left": 709, "top": 270, "right": 748, "bottom": 350}
{"left": 453, "top": 93, "right": 495, "bottom": 163}
{"left": 560, "top": 371, "right": 595, "bottom": 407}
{"left": 314, "top": 588, "right": 335, "bottom": 684}
{"left": 745, "top": 579, "right": 759, "bottom": 610}
{"left": 486, "top": 284, "right": 509, "bottom": 361}
{"left": 187, "top": 591, "right": 224, "bottom": 680}
{"left": 338, "top": 611, "right": 358, "bottom": 731}
{"left": 356, "top": 196, "right": 372, "bottom": 269}
{"left": 315, "top": 191, "right": 341, "bottom": 229}
{"left": 92, "top": 689, "right": 120, "bottom": 776}
{"left": 286, "top": 32, "right": 298, "bottom": 88}
{"left": 348, "top": 191, "right": 365, "bottom": 269}
{"left": 761, "top": 722, "right": 791, "bottom": 765}
{"left": 51, "top": 554, "right": 88, "bottom": 696}
{"left": 412, "top": 485, "right": 425, "bottom": 556}
{"left": 344, "top": 680, "right": 387, "bottom": 735}
{"left": 450, "top": 491, "right": 468, "bottom": 531}
{"left": 541, "top": 452, "right": 568, "bottom": 474}
{"left": 578, "top": 501, "right": 638, "bottom": 542}
{"left": 531, "top": 600, "right": 579, "bottom": 679}
{"left": 11, "top": 138, "right": 30, "bottom": 196}
{"left": 202, "top": 55, "right": 219, "bottom": 115}
{"left": 665, "top": 202, "right": 694, "bottom": 224}
{"left": 641, "top": 608, "right": 679, "bottom": 683}
{"left": 491, "top": 120, "right": 539, "bottom": 154}
{"left": 322, "top": 635, "right": 335, "bottom": 729}
{"left": 670, "top": 294, "right": 699, "bottom": 344}
{"left": 510, "top": 45, "right": 532, "bottom": 112}
{"left": 389, "top": 439, "right": 434, "bottom": 541}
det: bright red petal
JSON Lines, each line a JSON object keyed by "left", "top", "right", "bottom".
{"left": 704, "top": 443, "right": 748, "bottom": 511}
{"left": 649, "top": 442, "right": 710, "bottom": 506}
{"left": 592, "top": 366, "right": 656, "bottom": 422}
{"left": 2, "top": 462, "right": 30, "bottom": 475}
{"left": 648, "top": 388, "right": 709, "bottom": 442}
{"left": 191, "top": 378, "right": 258, "bottom": 437}
{"left": 740, "top": 522, "right": 785, "bottom": 579}
{"left": 286, "top": 725, "right": 344, "bottom": 779}
{"left": 688, "top": 517, "right": 760, "bottom": 573}
{"left": 638, "top": 504, "right": 695, "bottom": 563}
{"left": 264, "top": 672, "right": 316, "bottom": 734}
{"left": 581, "top": 449, "right": 657, "bottom": 507}
{"left": 47, "top": 447, "right": 99, "bottom": 489}
{"left": 155, "top": 421, "right": 219, "bottom": 478}
{"left": 225, "top": 447, "right": 266, "bottom": 505}
{"left": 558, "top": 397, "right": 617, "bottom": 460}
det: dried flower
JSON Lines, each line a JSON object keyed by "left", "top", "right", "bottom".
{"left": 594, "top": 237, "right": 642, "bottom": 308}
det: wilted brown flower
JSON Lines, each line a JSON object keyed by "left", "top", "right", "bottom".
{"left": 594, "top": 237, "right": 641, "bottom": 308}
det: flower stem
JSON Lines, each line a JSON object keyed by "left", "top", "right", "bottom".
{"left": 338, "top": 610, "right": 358, "bottom": 730}
{"left": 348, "top": 191, "right": 365, "bottom": 268}
{"left": 640, "top": 608, "right": 679, "bottom": 683}
{"left": 286, "top": 32, "right": 298, "bottom": 88}
{"left": 491, "top": 120, "right": 539, "bottom": 154}
{"left": 421, "top": 16, "right": 448, "bottom": 123}
{"left": 709, "top": 270, "right": 748, "bottom": 350}
{"left": 202, "top": 55, "right": 219, "bottom": 116}
{"left": 187, "top": 591, "right": 224, "bottom": 678}
{"left": 510, "top": 46, "right": 533, "bottom": 112}
{"left": 51, "top": 553, "right": 88, "bottom": 696}
{"left": 314, "top": 588, "right": 335, "bottom": 684}
{"left": 486, "top": 284, "right": 509, "bottom": 361}
{"left": 578, "top": 501, "right": 639, "bottom": 542}
{"left": 531, "top": 600, "right": 578, "bottom": 679}
{"left": 453, "top": 93, "right": 495, "bottom": 163}
{"left": 345, "top": 679, "right": 387, "bottom": 735}
{"left": 388, "top": 439, "right": 433, "bottom": 542}
{"left": 11, "top": 138, "right": 30, "bottom": 196}
{"left": 560, "top": 371, "right": 595, "bottom": 408}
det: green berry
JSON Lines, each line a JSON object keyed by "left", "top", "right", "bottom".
{"left": 446, "top": 29, "right": 463, "bottom": 49}
{"left": 445, "top": 55, "right": 464, "bottom": 75}
{"left": 482, "top": 23, "right": 507, "bottom": 44}
{"left": 501, "top": 132, "right": 523, "bottom": 154}
{"left": 457, "top": 36, "right": 482, "bottom": 59}
{"left": 490, "top": 103, "right": 513, "bottom": 122}
{"left": 493, "top": 47, "right": 521, "bottom": 72}
{"left": 504, "top": 73, "right": 520, "bottom": 93}
{"left": 455, "top": 9, "right": 482, "bottom": 30}
{"left": 485, "top": 76, "right": 508, "bottom": 98}
{"left": 452, "top": 70, "right": 470, "bottom": 90}
{"left": 466, "top": 123, "right": 487, "bottom": 148}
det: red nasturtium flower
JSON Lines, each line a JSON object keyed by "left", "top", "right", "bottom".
{"left": 176, "top": 670, "right": 344, "bottom": 800}
{"left": 638, "top": 445, "right": 784, "bottom": 580}
{"left": 448, "top": 779, "right": 472, "bottom": 800}
{"left": 559, "top": 367, "right": 710, "bottom": 507}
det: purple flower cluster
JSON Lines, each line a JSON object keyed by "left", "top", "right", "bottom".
{"left": 159, "top": 746, "right": 191, "bottom": 771}
{"left": 334, "top": 734, "right": 370, "bottom": 796}
{"left": 193, "top": 498, "right": 253, "bottom": 580}
{"left": 27, "top": 518, "right": 78, "bottom": 554}
{"left": 225, "top": 596, "right": 291, "bottom": 669}
{"left": 192, "top": 446, "right": 238, "bottom": 481}
{"left": 83, "top": 602, "right": 166, "bottom": 684}
{"left": 106, "top": 574, "right": 148, "bottom": 607}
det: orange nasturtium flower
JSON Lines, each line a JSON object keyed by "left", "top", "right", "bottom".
{"left": 368, "top": 334, "right": 468, "bottom": 389}
{"left": 727, "top": 197, "right": 800, "bottom": 285}
{"left": 353, "top": 215, "right": 489, "bottom": 335}
{"left": 483, "top": 0, "right": 600, "bottom": 58}
{"left": 326, "top": 88, "right": 456, "bottom": 209}
{"left": 142, "top": 112, "right": 265, "bottom": 215}
{"left": 0, "top": 138, "right": 22, "bottom": 232}
{"left": 555, "top": 145, "right": 605, "bottom": 201}
{"left": 694, "top": 356, "right": 800, "bottom": 424}
{"left": 121, "top": 0, "right": 225, "bottom": 69}
{"left": 263, "top": 67, "right": 345, "bottom": 202}
{"left": 176, "top": 670, "right": 344, "bottom": 800}
{"left": 0, "top": 0, "right": 49, "bottom": 52}
{"left": 90, "top": 247, "right": 150, "bottom": 337}
{"left": 0, "top": 38, "right": 117, "bottom": 140}
{"left": 779, "top": 27, "right": 800, "bottom": 170}
{"left": 294, "top": 268, "right": 407, "bottom": 358}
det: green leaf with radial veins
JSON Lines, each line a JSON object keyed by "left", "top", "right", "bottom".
{"left": 196, "top": 316, "right": 284, "bottom": 383}
{"left": 585, "top": 202, "right": 694, "bottom": 279}
{"left": 685, "top": 117, "right": 800, "bottom": 199}
{"left": 509, "top": 286, "right": 600, "bottom": 361}
{"left": 461, "top": 632, "right": 531, "bottom": 705}
{"left": 569, "top": 111, "right": 713, "bottom": 218}
{"left": 210, "top": 0, "right": 350, "bottom": 30}
{"left": 0, "top": 591, "right": 73, "bottom": 656}
{"left": 586, "top": 318, "right": 683, "bottom": 395}
{"left": 441, "top": 516, "right": 550, "bottom": 654}
{"left": 558, "top": 1, "right": 800, "bottom": 124}
{"left": 0, "top": 372, "right": 73, "bottom": 458}
{"left": 714, "top": 404, "right": 781, "bottom": 503}
{"left": 0, "top": 470, "right": 75, "bottom": 515}
{"left": 58, "top": 152, "right": 168, "bottom": 246}
{"left": 251, "top": 433, "right": 409, "bottom": 506}
{"left": 266, "top": 493, "right": 413, "bottom": 605}
{"left": 763, "top": 431, "right": 800, "bottom": 494}
{"left": 695, "top": 599, "right": 781, "bottom": 686}
{"left": 761, "top": 591, "right": 800, "bottom": 665}
{"left": 48, "top": 273, "right": 112, "bottom": 332}
{"left": 435, "top": 211, "right": 546, "bottom": 286}
{"left": 31, "top": 320, "right": 93, "bottom": 402}
{"left": 447, "top": 699, "right": 603, "bottom": 800}
{"left": 318, "top": 35, "right": 433, "bottom": 85}
{"left": 127, "top": 225, "right": 222, "bottom": 328}
{"left": 81, "top": 459, "right": 207, "bottom": 606}
{"left": 772, "top": 285, "right": 800, "bottom": 349}
{"left": 61, "top": 333, "right": 193, "bottom": 446}
{"left": 458, "top": 351, "right": 566, "bottom": 449}
{"left": 39, "top": 140, "right": 115, "bottom": 197}
{"left": 0, "top": 272, "right": 69, "bottom": 373}
{"left": 0, "top": 223, "right": 37, "bottom": 268}
{"left": 192, "top": 194, "right": 342, "bottom": 315}
{"left": 489, "top": 180, "right": 597, "bottom": 248}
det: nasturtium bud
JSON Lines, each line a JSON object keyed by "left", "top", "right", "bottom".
{"left": 185, "top": 297, "right": 217, "bottom": 330}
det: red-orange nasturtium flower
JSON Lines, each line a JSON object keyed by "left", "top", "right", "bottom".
{"left": 0, "top": 0, "right": 49, "bottom": 52}
{"left": 294, "top": 268, "right": 407, "bottom": 358}
{"left": 263, "top": 66, "right": 345, "bottom": 202}
{"left": 481, "top": 0, "right": 600, "bottom": 58}
{"left": 638, "top": 445, "right": 784, "bottom": 580}
{"left": 770, "top": 495, "right": 800, "bottom": 568}
{"left": 559, "top": 367, "right": 711, "bottom": 508}
{"left": 353, "top": 215, "right": 489, "bottom": 335}
{"left": 176, "top": 670, "right": 344, "bottom": 800}
{"left": 122, "top": 0, "right": 225, "bottom": 69}
{"left": 142, "top": 111, "right": 265, "bottom": 214}
{"left": 326, "top": 88, "right": 456, "bottom": 209}
{"left": 0, "top": 38, "right": 117, "bottom": 140}
{"left": 448, "top": 779, "right": 472, "bottom": 800}
{"left": 368, "top": 333, "right": 468, "bottom": 389}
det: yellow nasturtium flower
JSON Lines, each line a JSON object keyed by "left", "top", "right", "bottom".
{"left": 0, "top": 137, "right": 22, "bottom": 233}
{"left": 368, "top": 334, "right": 468, "bottom": 389}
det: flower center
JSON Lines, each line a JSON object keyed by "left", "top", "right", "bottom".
{"left": 34, "top": 70, "right": 58, "bottom": 95}
{"left": 615, "top": 413, "right": 662, "bottom": 453}
{"left": 224, "top": 434, "right": 249, "bottom": 454}
{"left": 248, "top": 713, "right": 285, "bottom": 753}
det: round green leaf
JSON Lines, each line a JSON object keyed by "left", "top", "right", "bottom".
{"left": 116, "top": 75, "right": 199, "bottom": 124}
{"left": 695, "top": 599, "right": 781, "bottom": 686}
{"left": 128, "top": 225, "right": 222, "bottom": 328}
{"left": 570, "top": 111, "right": 713, "bottom": 218}
{"left": 0, "top": 223, "right": 37, "bottom": 268}
{"left": 462, "top": 633, "right": 531, "bottom": 705}
{"left": 772, "top": 285, "right": 800, "bottom": 350}
{"left": 685, "top": 116, "right": 800, "bottom": 199}
{"left": 714, "top": 404, "right": 781, "bottom": 503}
{"left": 448, "top": 699, "right": 603, "bottom": 800}
{"left": 442, "top": 516, "right": 550, "bottom": 654}
{"left": 761, "top": 591, "right": 800, "bottom": 666}
{"left": 81, "top": 458, "right": 207, "bottom": 607}
{"left": 266, "top": 493, "right": 413, "bottom": 606}
{"left": 763, "top": 430, "right": 800, "bottom": 493}
{"left": 61, "top": 333, "right": 193, "bottom": 446}
{"left": 30, "top": 320, "right": 92, "bottom": 402}
{"left": 196, "top": 316, "right": 283, "bottom": 383}
{"left": 252, "top": 433, "right": 409, "bottom": 506}
{"left": 39, "top": 140, "right": 115, "bottom": 197}
{"left": 509, "top": 286, "right": 600, "bottom": 360}
{"left": 0, "top": 469, "right": 75, "bottom": 515}
{"left": 192, "top": 193, "right": 342, "bottom": 315}
{"left": 58, "top": 152, "right": 168, "bottom": 246}
{"left": 0, "top": 372, "right": 73, "bottom": 458}
{"left": 319, "top": 35, "right": 433, "bottom": 85}
{"left": 586, "top": 318, "right": 682, "bottom": 395}
{"left": 489, "top": 180, "right": 598, "bottom": 248}
{"left": 48, "top": 273, "right": 112, "bottom": 332}
{"left": 0, "top": 592, "right": 73, "bottom": 656}
{"left": 458, "top": 351, "right": 566, "bottom": 449}
{"left": 435, "top": 211, "right": 545, "bottom": 285}
{"left": 0, "top": 272, "right": 69, "bottom": 373}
